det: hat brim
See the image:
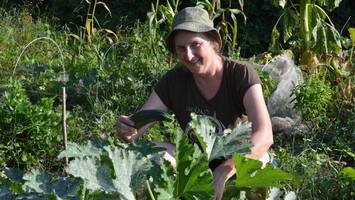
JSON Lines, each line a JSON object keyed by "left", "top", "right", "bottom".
{"left": 165, "top": 22, "right": 221, "bottom": 53}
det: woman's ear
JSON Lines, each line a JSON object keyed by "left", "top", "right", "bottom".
{"left": 210, "top": 40, "right": 221, "bottom": 53}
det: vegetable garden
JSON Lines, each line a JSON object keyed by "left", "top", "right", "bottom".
{"left": 0, "top": 0, "right": 354, "bottom": 199}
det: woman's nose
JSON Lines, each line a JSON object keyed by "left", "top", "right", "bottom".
{"left": 185, "top": 47, "right": 194, "bottom": 61}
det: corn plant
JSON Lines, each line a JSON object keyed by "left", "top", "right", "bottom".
{"left": 147, "top": 0, "right": 180, "bottom": 56}
{"left": 270, "top": 0, "right": 344, "bottom": 66}
{"left": 197, "top": 0, "right": 247, "bottom": 56}
{"left": 68, "top": 0, "right": 118, "bottom": 45}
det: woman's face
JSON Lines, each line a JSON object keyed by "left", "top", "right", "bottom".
{"left": 174, "top": 31, "right": 219, "bottom": 75}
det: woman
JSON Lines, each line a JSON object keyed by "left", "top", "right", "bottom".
{"left": 116, "top": 7, "right": 273, "bottom": 200}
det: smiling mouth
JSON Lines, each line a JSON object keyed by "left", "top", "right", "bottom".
{"left": 190, "top": 59, "right": 201, "bottom": 66}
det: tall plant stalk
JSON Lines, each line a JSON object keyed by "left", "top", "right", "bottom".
{"left": 300, "top": 0, "right": 311, "bottom": 52}
{"left": 85, "top": 0, "right": 112, "bottom": 44}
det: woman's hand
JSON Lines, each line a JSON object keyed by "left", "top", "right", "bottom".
{"left": 115, "top": 91, "right": 167, "bottom": 143}
{"left": 116, "top": 115, "right": 138, "bottom": 142}
{"left": 212, "top": 159, "right": 236, "bottom": 200}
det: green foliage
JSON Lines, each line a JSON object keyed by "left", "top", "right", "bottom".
{"left": 191, "top": 114, "right": 251, "bottom": 162}
{"left": 341, "top": 167, "right": 355, "bottom": 181}
{"left": 155, "top": 120, "right": 214, "bottom": 200}
{"left": 147, "top": 0, "right": 179, "bottom": 55}
{"left": 1, "top": 7, "right": 169, "bottom": 111}
{"left": 68, "top": 0, "right": 119, "bottom": 46}
{"left": 0, "top": 168, "right": 82, "bottom": 200}
{"left": 270, "top": 0, "right": 344, "bottom": 63}
{"left": 0, "top": 115, "right": 295, "bottom": 199}
{"left": 349, "top": 28, "right": 355, "bottom": 46}
{"left": 233, "top": 154, "right": 293, "bottom": 188}
{"left": 0, "top": 79, "right": 61, "bottom": 170}
{"left": 291, "top": 75, "right": 333, "bottom": 124}
{"left": 59, "top": 140, "right": 157, "bottom": 200}
{"left": 275, "top": 146, "right": 354, "bottom": 199}
{"left": 348, "top": 27, "right": 355, "bottom": 64}
{"left": 255, "top": 67, "right": 277, "bottom": 102}
{"left": 234, "top": 1, "right": 281, "bottom": 57}
{"left": 0, "top": 9, "right": 57, "bottom": 81}
{"left": 197, "top": 0, "right": 247, "bottom": 56}
{"left": 0, "top": 9, "right": 172, "bottom": 170}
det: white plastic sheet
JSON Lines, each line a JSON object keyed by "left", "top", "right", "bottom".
{"left": 262, "top": 55, "right": 303, "bottom": 119}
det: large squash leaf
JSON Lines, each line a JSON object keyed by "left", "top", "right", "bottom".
{"left": 126, "top": 139, "right": 166, "bottom": 157}
{"left": 65, "top": 157, "right": 115, "bottom": 192}
{"left": 191, "top": 114, "right": 252, "bottom": 162}
{"left": 62, "top": 140, "right": 154, "bottom": 200}
{"left": 174, "top": 131, "right": 213, "bottom": 199}
{"left": 21, "top": 169, "right": 81, "bottom": 199}
{"left": 233, "top": 154, "right": 293, "bottom": 188}
{"left": 58, "top": 140, "right": 102, "bottom": 159}
{"left": 105, "top": 146, "right": 152, "bottom": 198}
{"left": 154, "top": 160, "right": 175, "bottom": 200}
{"left": 22, "top": 169, "right": 52, "bottom": 194}
{"left": 155, "top": 122, "right": 214, "bottom": 200}
{"left": 189, "top": 114, "right": 216, "bottom": 160}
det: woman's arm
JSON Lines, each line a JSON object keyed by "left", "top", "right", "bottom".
{"left": 243, "top": 84, "right": 273, "bottom": 160}
{"left": 212, "top": 84, "right": 273, "bottom": 200}
{"left": 116, "top": 90, "right": 168, "bottom": 142}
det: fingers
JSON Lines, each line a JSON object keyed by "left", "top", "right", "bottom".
{"left": 213, "top": 175, "right": 224, "bottom": 198}
{"left": 213, "top": 166, "right": 228, "bottom": 200}
{"left": 116, "top": 115, "right": 138, "bottom": 142}
{"left": 213, "top": 194, "right": 222, "bottom": 200}
{"left": 212, "top": 182, "right": 224, "bottom": 200}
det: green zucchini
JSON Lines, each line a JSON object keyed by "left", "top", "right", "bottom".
{"left": 129, "top": 110, "right": 168, "bottom": 129}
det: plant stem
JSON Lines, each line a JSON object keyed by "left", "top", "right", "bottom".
{"left": 146, "top": 179, "right": 156, "bottom": 200}
{"left": 92, "top": 0, "right": 98, "bottom": 17}
{"left": 300, "top": 0, "right": 311, "bottom": 52}
{"left": 350, "top": 46, "right": 354, "bottom": 65}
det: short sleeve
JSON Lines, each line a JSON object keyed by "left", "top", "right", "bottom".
{"left": 154, "top": 71, "right": 173, "bottom": 109}
{"left": 238, "top": 61, "right": 261, "bottom": 98}
{"left": 153, "top": 67, "right": 189, "bottom": 110}
{"left": 224, "top": 58, "right": 261, "bottom": 115}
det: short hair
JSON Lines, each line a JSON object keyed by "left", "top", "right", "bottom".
{"left": 201, "top": 31, "right": 221, "bottom": 53}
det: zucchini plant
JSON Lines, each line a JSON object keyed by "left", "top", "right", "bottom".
{"left": 0, "top": 114, "right": 294, "bottom": 200}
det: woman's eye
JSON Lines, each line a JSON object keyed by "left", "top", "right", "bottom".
{"left": 191, "top": 42, "right": 201, "bottom": 48}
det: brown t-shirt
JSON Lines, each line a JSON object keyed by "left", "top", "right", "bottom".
{"left": 154, "top": 57, "right": 261, "bottom": 136}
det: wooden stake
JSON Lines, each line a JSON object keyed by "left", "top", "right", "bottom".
{"left": 62, "top": 87, "right": 68, "bottom": 165}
